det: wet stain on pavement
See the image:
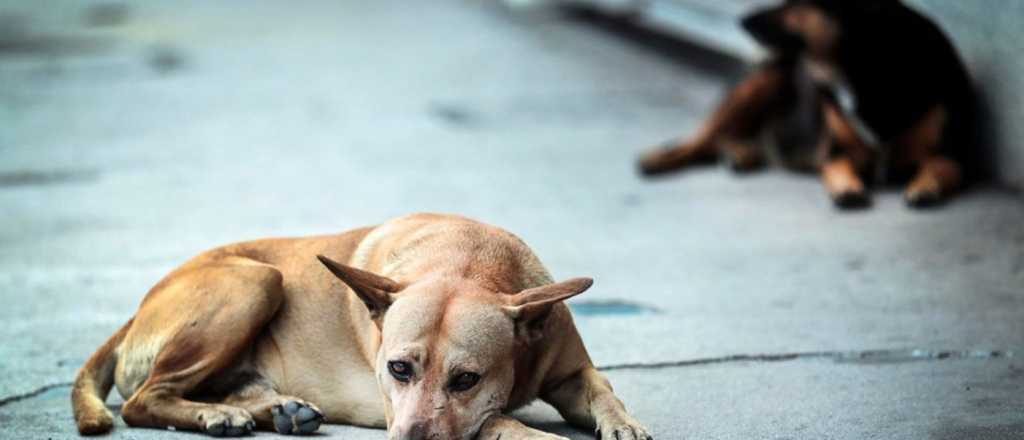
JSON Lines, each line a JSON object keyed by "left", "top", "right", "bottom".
{"left": 571, "top": 300, "right": 659, "bottom": 316}
{"left": 930, "top": 422, "right": 1024, "bottom": 440}
{"left": 845, "top": 256, "right": 866, "bottom": 271}
{"left": 429, "top": 102, "right": 478, "bottom": 128}
{"left": 621, "top": 193, "right": 642, "bottom": 206}
{"left": 0, "top": 169, "right": 99, "bottom": 188}
{"left": 969, "top": 396, "right": 1004, "bottom": 412}
{"left": 148, "top": 44, "right": 186, "bottom": 74}
{"left": 56, "top": 358, "right": 85, "bottom": 368}
{"left": 1006, "top": 363, "right": 1024, "bottom": 380}
{"left": 0, "top": 13, "right": 112, "bottom": 57}
{"left": 961, "top": 253, "right": 983, "bottom": 265}
{"left": 83, "top": 3, "right": 130, "bottom": 28}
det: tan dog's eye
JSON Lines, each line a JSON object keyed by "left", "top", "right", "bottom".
{"left": 388, "top": 361, "right": 412, "bottom": 382}
{"left": 447, "top": 372, "right": 480, "bottom": 392}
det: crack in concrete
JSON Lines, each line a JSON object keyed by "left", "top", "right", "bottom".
{"left": 0, "top": 350, "right": 1011, "bottom": 406}
{"left": 596, "top": 349, "right": 1014, "bottom": 371}
{"left": 0, "top": 381, "right": 72, "bottom": 408}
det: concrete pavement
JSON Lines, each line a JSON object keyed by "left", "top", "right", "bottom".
{"left": 1, "top": 1, "right": 1022, "bottom": 438}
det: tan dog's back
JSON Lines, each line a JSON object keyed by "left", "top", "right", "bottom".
{"left": 349, "top": 213, "right": 554, "bottom": 292}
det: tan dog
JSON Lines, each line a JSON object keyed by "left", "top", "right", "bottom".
{"left": 71, "top": 213, "right": 652, "bottom": 440}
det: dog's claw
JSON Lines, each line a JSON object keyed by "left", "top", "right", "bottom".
{"left": 598, "top": 420, "right": 653, "bottom": 440}
{"left": 272, "top": 400, "right": 323, "bottom": 435}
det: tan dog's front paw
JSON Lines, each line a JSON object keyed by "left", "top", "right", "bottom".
{"left": 477, "top": 415, "right": 570, "bottom": 440}
{"left": 271, "top": 399, "right": 324, "bottom": 435}
{"left": 598, "top": 416, "right": 653, "bottom": 440}
{"left": 197, "top": 405, "right": 255, "bottom": 437}
{"left": 496, "top": 432, "right": 570, "bottom": 440}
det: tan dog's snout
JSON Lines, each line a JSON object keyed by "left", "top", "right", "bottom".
{"left": 390, "top": 420, "right": 431, "bottom": 440}
{"left": 389, "top": 395, "right": 444, "bottom": 440}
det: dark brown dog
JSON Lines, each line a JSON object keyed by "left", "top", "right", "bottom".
{"left": 638, "top": 0, "right": 975, "bottom": 208}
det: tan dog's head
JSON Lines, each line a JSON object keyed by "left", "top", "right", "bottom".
{"left": 317, "top": 256, "right": 592, "bottom": 440}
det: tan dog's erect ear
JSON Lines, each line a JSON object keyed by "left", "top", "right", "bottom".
{"left": 317, "top": 255, "right": 402, "bottom": 320}
{"left": 504, "top": 278, "right": 593, "bottom": 341}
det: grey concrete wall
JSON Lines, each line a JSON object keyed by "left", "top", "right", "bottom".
{"left": 907, "top": 0, "right": 1024, "bottom": 189}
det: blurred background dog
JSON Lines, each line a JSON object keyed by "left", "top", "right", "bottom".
{"left": 638, "top": 0, "right": 975, "bottom": 209}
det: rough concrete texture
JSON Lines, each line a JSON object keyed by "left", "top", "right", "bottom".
{"left": 1, "top": 1, "right": 1022, "bottom": 439}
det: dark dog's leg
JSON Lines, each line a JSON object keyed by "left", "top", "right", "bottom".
{"left": 820, "top": 100, "right": 871, "bottom": 208}
{"left": 896, "top": 106, "right": 962, "bottom": 207}
{"left": 542, "top": 368, "right": 652, "bottom": 440}
{"left": 638, "top": 62, "right": 792, "bottom": 175}
{"left": 821, "top": 157, "right": 867, "bottom": 208}
{"left": 905, "top": 156, "right": 962, "bottom": 207}
{"left": 120, "top": 258, "right": 284, "bottom": 437}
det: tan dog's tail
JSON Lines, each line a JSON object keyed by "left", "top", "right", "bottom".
{"left": 72, "top": 319, "right": 132, "bottom": 435}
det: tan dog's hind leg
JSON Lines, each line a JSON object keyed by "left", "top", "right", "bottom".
{"left": 72, "top": 319, "right": 132, "bottom": 434}
{"left": 477, "top": 414, "right": 570, "bottom": 440}
{"left": 120, "top": 258, "right": 285, "bottom": 436}
{"left": 638, "top": 64, "right": 788, "bottom": 175}
{"left": 543, "top": 368, "right": 652, "bottom": 440}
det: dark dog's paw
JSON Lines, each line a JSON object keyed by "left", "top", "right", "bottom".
{"left": 832, "top": 190, "right": 870, "bottom": 210}
{"left": 905, "top": 186, "right": 944, "bottom": 208}
{"left": 198, "top": 407, "right": 255, "bottom": 437}
{"left": 272, "top": 400, "right": 324, "bottom": 435}
{"left": 720, "top": 139, "right": 764, "bottom": 173}
{"left": 904, "top": 172, "right": 952, "bottom": 208}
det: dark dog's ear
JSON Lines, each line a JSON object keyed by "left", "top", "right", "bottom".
{"left": 317, "top": 255, "right": 402, "bottom": 321}
{"left": 842, "top": 0, "right": 900, "bottom": 14}
{"left": 740, "top": 5, "right": 805, "bottom": 52}
{"left": 503, "top": 278, "right": 593, "bottom": 342}
{"left": 856, "top": 0, "right": 900, "bottom": 6}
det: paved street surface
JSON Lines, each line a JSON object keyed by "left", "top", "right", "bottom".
{"left": 1, "top": 1, "right": 1023, "bottom": 439}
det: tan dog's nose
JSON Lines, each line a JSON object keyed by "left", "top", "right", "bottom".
{"left": 392, "top": 420, "right": 430, "bottom": 440}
